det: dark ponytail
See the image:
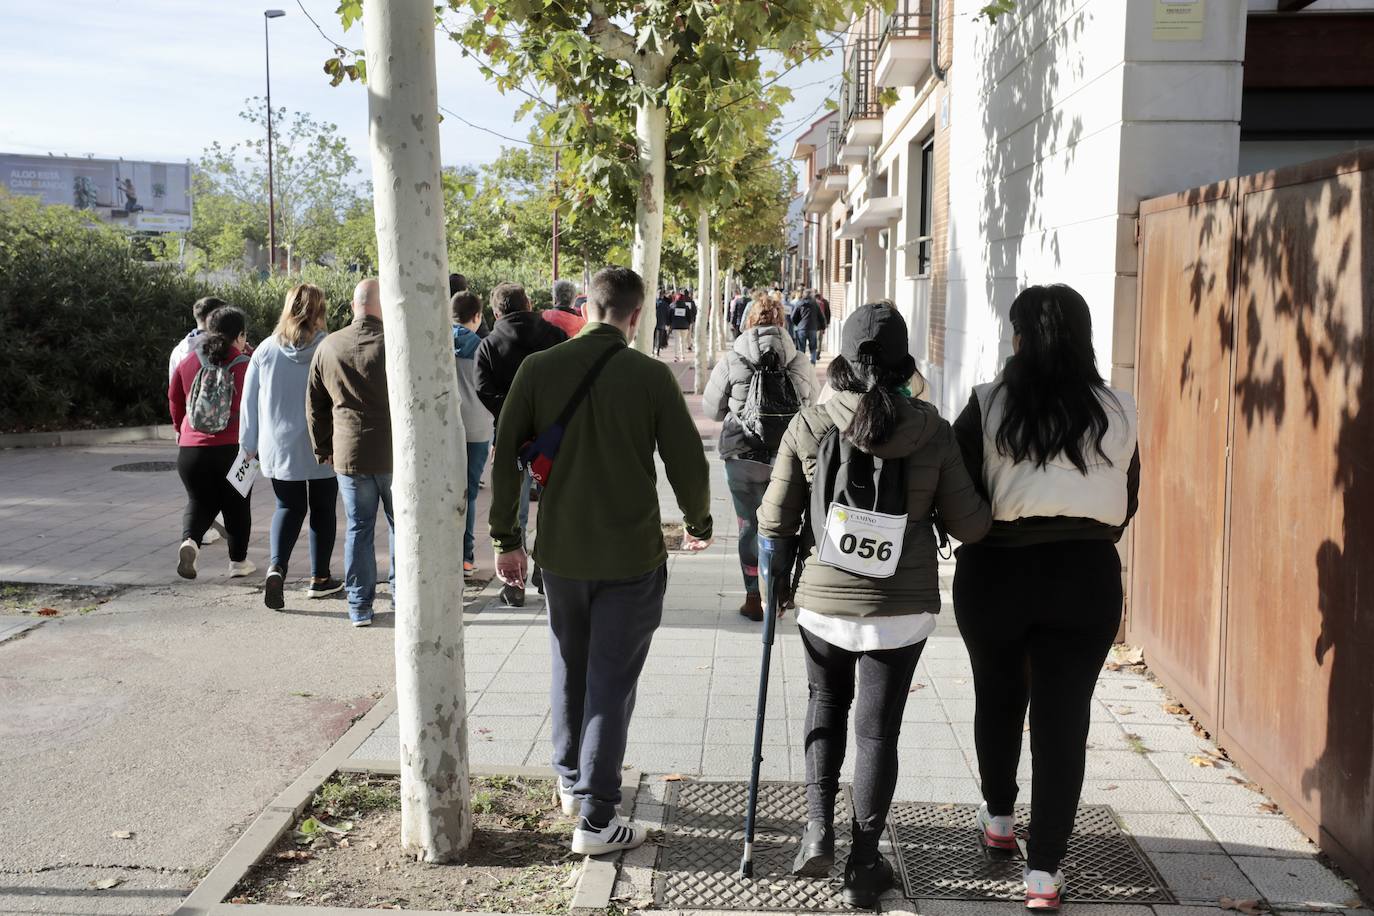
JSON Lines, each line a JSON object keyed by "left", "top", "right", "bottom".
{"left": 202, "top": 306, "right": 247, "bottom": 364}
{"left": 829, "top": 355, "right": 923, "bottom": 450}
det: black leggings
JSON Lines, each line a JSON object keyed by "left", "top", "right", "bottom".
{"left": 800, "top": 627, "right": 924, "bottom": 855}
{"left": 177, "top": 444, "right": 251, "bottom": 562}
{"left": 269, "top": 478, "right": 338, "bottom": 578}
{"left": 954, "top": 539, "right": 1123, "bottom": 873}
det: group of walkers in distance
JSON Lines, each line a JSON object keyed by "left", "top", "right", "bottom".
{"left": 166, "top": 262, "right": 1138, "bottom": 911}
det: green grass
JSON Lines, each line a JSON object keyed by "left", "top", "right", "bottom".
{"left": 311, "top": 774, "right": 400, "bottom": 815}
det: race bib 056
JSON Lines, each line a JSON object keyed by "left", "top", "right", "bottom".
{"left": 817, "top": 502, "right": 907, "bottom": 579}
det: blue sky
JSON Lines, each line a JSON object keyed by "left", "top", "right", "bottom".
{"left": 0, "top": 0, "right": 840, "bottom": 177}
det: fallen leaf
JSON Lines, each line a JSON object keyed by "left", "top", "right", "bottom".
{"left": 662, "top": 774, "right": 685, "bottom": 782}
{"left": 91, "top": 878, "right": 123, "bottom": 889}
{"left": 229, "top": 897, "right": 250, "bottom": 905}
{"left": 338, "top": 838, "right": 350, "bottom": 848}
{"left": 275, "top": 850, "right": 312, "bottom": 861}
{"left": 696, "top": 664, "right": 711, "bottom": 670}
{"left": 1163, "top": 703, "right": 1188, "bottom": 716}
{"left": 909, "top": 683, "right": 926, "bottom": 692}
{"left": 37, "top": 607, "right": 60, "bottom": 617}
{"left": 1219, "top": 896, "right": 1267, "bottom": 915}
{"left": 284, "top": 890, "right": 306, "bottom": 899}
{"left": 1189, "top": 755, "right": 1223, "bottom": 768}
{"left": 110, "top": 830, "right": 134, "bottom": 839}
{"left": 1257, "top": 802, "right": 1282, "bottom": 815}
{"left": 1102, "top": 784, "right": 1119, "bottom": 791}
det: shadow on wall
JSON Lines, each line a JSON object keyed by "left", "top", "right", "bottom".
{"left": 974, "top": 0, "right": 1088, "bottom": 357}
{"left": 1168, "top": 155, "right": 1373, "bottom": 893}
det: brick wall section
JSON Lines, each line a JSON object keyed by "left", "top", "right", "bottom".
{"left": 927, "top": 0, "right": 955, "bottom": 367}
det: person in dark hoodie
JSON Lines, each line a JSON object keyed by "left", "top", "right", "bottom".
{"left": 653, "top": 289, "right": 673, "bottom": 357}
{"left": 453, "top": 291, "right": 496, "bottom": 579}
{"left": 476, "top": 282, "right": 567, "bottom": 601}
{"left": 756, "top": 302, "right": 991, "bottom": 908}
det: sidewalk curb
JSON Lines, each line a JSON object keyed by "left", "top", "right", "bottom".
{"left": 0, "top": 424, "right": 175, "bottom": 450}
{"left": 175, "top": 684, "right": 635, "bottom": 916}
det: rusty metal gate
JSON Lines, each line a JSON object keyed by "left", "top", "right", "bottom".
{"left": 1131, "top": 149, "right": 1374, "bottom": 896}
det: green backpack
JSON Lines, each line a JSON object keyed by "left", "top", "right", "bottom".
{"left": 186, "top": 350, "right": 249, "bottom": 434}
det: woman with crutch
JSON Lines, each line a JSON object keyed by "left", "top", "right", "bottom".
{"left": 952, "top": 285, "right": 1140, "bottom": 911}
{"left": 752, "top": 302, "right": 991, "bottom": 907}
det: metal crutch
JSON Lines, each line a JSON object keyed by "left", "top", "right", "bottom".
{"left": 739, "top": 534, "right": 798, "bottom": 878}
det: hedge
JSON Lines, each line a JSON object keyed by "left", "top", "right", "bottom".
{"left": 2, "top": 194, "right": 359, "bottom": 432}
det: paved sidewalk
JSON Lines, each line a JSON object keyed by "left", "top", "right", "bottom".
{"left": 0, "top": 443, "right": 495, "bottom": 588}
{"left": 347, "top": 460, "right": 1363, "bottom": 914}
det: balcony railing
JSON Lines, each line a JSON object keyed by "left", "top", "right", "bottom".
{"left": 823, "top": 123, "right": 845, "bottom": 174}
{"left": 841, "top": 36, "right": 881, "bottom": 136}
{"left": 880, "top": 0, "right": 934, "bottom": 45}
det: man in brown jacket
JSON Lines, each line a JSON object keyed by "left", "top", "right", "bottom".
{"left": 307, "top": 278, "right": 393, "bottom": 627}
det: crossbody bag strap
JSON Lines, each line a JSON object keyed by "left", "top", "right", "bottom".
{"left": 554, "top": 344, "right": 622, "bottom": 428}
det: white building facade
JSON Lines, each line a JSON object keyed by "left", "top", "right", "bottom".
{"left": 792, "top": 0, "right": 1374, "bottom": 417}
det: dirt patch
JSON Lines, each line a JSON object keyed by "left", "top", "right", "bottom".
{"left": 0, "top": 582, "right": 124, "bottom": 617}
{"left": 232, "top": 773, "right": 581, "bottom": 913}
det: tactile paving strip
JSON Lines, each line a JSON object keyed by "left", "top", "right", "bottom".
{"left": 655, "top": 780, "right": 852, "bottom": 912}
{"left": 887, "top": 802, "right": 1173, "bottom": 904}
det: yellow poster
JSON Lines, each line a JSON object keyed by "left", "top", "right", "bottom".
{"left": 1154, "top": 0, "right": 1206, "bottom": 41}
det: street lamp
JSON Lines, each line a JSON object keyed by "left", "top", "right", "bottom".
{"left": 264, "top": 9, "right": 286, "bottom": 273}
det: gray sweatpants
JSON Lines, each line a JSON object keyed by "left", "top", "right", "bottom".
{"left": 544, "top": 564, "right": 667, "bottom": 823}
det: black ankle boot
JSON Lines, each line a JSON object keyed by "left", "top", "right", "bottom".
{"left": 791, "top": 819, "right": 835, "bottom": 877}
{"left": 841, "top": 853, "right": 895, "bottom": 909}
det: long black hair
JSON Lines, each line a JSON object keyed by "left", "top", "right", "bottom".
{"left": 993, "top": 284, "right": 1120, "bottom": 473}
{"left": 202, "top": 306, "right": 247, "bottom": 364}
{"left": 828, "top": 355, "right": 925, "bottom": 450}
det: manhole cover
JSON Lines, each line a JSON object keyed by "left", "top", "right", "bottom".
{"left": 112, "top": 462, "right": 177, "bottom": 473}
{"left": 655, "top": 781, "right": 853, "bottom": 911}
{"left": 888, "top": 803, "right": 1173, "bottom": 904}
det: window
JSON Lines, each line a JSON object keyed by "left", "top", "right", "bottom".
{"left": 843, "top": 239, "right": 854, "bottom": 283}
{"left": 904, "top": 132, "right": 935, "bottom": 278}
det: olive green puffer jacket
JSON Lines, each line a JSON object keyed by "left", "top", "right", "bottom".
{"left": 756, "top": 390, "right": 991, "bottom": 617}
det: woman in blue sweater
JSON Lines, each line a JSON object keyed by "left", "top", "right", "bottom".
{"left": 241, "top": 284, "right": 342, "bottom": 610}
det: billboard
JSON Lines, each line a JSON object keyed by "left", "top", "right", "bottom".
{"left": 1, "top": 153, "right": 192, "bottom": 231}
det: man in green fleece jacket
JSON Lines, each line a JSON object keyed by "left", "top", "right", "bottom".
{"left": 490, "top": 266, "right": 713, "bottom": 856}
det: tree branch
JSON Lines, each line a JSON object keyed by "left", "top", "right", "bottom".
{"left": 585, "top": 2, "right": 637, "bottom": 64}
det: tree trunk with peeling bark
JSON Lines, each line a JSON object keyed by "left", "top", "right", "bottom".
{"left": 693, "top": 204, "right": 710, "bottom": 392}
{"left": 709, "top": 244, "right": 722, "bottom": 363}
{"left": 631, "top": 99, "right": 667, "bottom": 354}
{"left": 364, "top": 0, "right": 472, "bottom": 863}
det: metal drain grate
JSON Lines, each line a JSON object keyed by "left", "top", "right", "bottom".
{"left": 888, "top": 803, "right": 1173, "bottom": 904}
{"left": 655, "top": 781, "right": 852, "bottom": 912}
{"left": 112, "top": 462, "right": 177, "bottom": 472}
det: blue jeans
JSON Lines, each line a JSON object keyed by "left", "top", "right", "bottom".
{"left": 725, "top": 459, "right": 773, "bottom": 594}
{"left": 337, "top": 473, "right": 395, "bottom": 620}
{"left": 519, "top": 472, "right": 533, "bottom": 548}
{"left": 464, "top": 441, "right": 491, "bottom": 564}
{"left": 269, "top": 477, "right": 338, "bottom": 578}
{"left": 801, "top": 328, "right": 820, "bottom": 364}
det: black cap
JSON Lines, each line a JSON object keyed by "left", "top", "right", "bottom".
{"left": 841, "top": 302, "right": 913, "bottom": 373}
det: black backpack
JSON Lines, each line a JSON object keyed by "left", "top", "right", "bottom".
{"left": 736, "top": 350, "right": 801, "bottom": 454}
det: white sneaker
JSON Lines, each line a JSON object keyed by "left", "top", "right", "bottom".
{"left": 555, "top": 779, "right": 577, "bottom": 817}
{"left": 571, "top": 815, "right": 646, "bottom": 855}
{"left": 978, "top": 802, "right": 1017, "bottom": 851}
{"left": 229, "top": 559, "right": 257, "bottom": 578}
{"left": 177, "top": 539, "right": 199, "bottom": 580}
{"left": 202, "top": 525, "right": 222, "bottom": 546}
{"left": 1024, "top": 869, "right": 1064, "bottom": 910}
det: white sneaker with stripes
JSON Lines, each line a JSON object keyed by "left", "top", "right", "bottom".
{"left": 571, "top": 815, "right": 646, "bottom": 856}
{"left": 555, "top": 779, "right": 577, "bottom": 817}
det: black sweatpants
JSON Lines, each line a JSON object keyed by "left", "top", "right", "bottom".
{"left": 800, "top": 627, "right": 924, "bottom": 855}
{"left": 177, "top": 444, "right": 251, "bottom": 563}
{"left": 544, "top": 564, "right": 667, "bottom": 825}
{"left": 953, "top": 539, "right": 1123, "bottom": 873}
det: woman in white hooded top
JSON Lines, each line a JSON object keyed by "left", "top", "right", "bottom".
{"left": 703, "top": 294, "right": 819, "bottom": 621}
{"left": 241, "top": 284, "right": 341, "bottom": 611}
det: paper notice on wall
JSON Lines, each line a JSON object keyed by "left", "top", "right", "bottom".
{"left": 1154, "top": 0, "right": 1205, "bottom": 41}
